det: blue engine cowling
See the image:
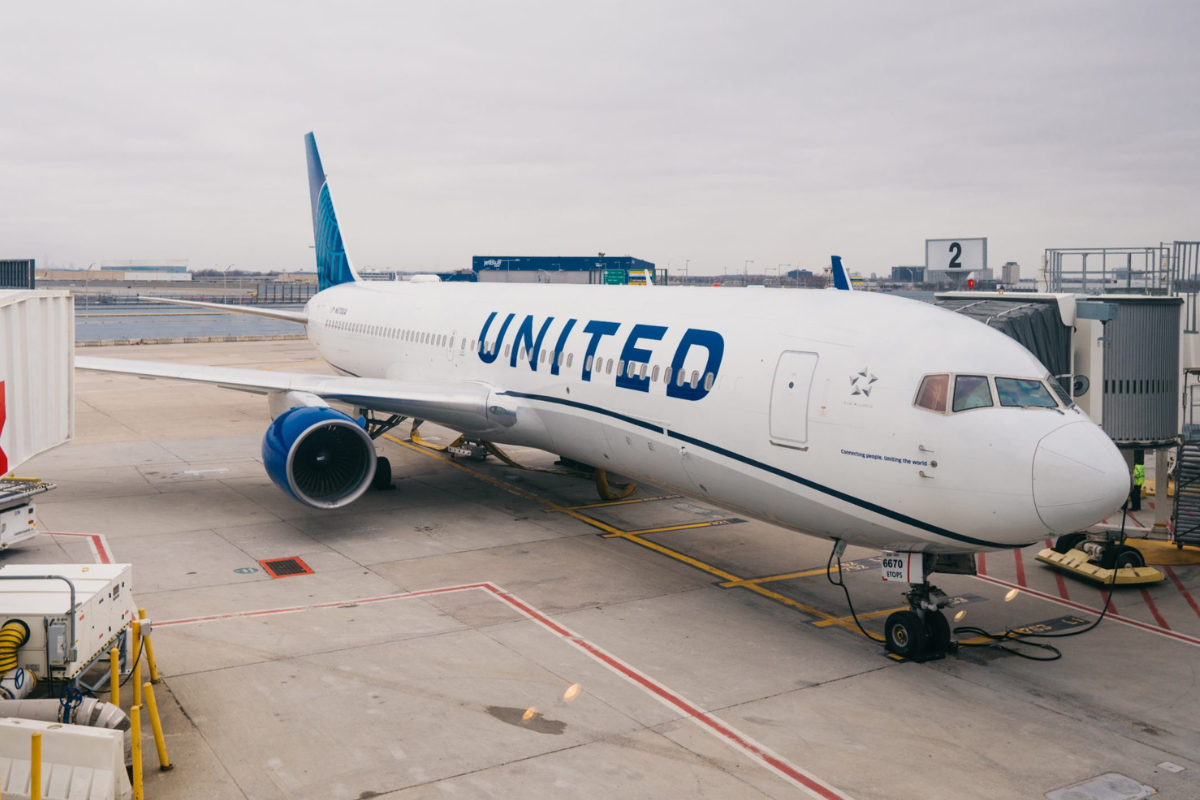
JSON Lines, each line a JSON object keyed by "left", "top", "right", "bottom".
{"left": 261, "top": 406, "right": 377, "bottom": 509}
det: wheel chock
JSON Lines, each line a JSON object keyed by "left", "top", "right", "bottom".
{"left": 1034, "top": 548, "right": 1165, "bottom": 585}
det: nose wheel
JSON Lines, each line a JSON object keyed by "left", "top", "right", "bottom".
{"left": 884, "top": 582, "right": 956, "bottom": 662}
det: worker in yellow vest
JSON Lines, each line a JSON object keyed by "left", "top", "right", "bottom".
{"left": 1131, "top": 459, "right": 1145, "bottom": 512}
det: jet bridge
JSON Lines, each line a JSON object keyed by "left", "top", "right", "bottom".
{"left": 0, "top": 290, "right": 75, "bottom": 549}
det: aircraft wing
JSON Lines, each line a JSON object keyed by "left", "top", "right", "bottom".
{"left": 75, "top": 356, "right": 492, "bottom": 431}
{"left": 138, "top": 296, "right": 309, "bottom": 324}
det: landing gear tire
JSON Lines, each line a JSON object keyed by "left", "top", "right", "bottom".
{"left": 372, "top": 456, "right": 393, "bottom": 491}
{"left": 926, "top": 610, "right": 953, "bottom": 654}
{"left": 1053, "top": 533, "right": 1087, "bottom": 554}
{"left": 884, "top": 611, "right": 927, "bottom": 660}
{"left": 1101, "top": 544, "right": 1145, "bottom": 570}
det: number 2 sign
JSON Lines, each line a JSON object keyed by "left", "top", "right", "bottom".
{"left": 926, "top": 238, "right": 986, "bottom": 273}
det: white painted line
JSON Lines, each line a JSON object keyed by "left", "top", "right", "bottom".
{"left": 46, "top": 530, "right": 114, "bottom": 564}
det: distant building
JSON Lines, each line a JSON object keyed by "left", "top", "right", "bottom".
{"left": 891, "top": 266, "right": 925, "bottom": 282}
{"left": 473, "top": 256, "right": 655, "bottom": 284}
{"left": 100, "top": 260, "right": 191, "bottom": 281}
{"left": 1001, "top": 262, "right": 1020, "bottom": 285}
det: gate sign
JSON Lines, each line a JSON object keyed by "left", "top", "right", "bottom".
{"left": 926, "top": 238, "right": 986, "bottom": 272}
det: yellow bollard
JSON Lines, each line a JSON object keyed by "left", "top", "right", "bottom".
{"left": 131, "top": 705, "right": 143, "bottom": 800}
{"left": 30, "top": 730, "right": 42, "bottom": 800}
{"left": 109, "top": 647, "right": 120, "bottom": 708}
{"left": 142, "top": 682, "right": 172, "bottom": 771}
{"left": 131, "top": 621, "right": 141, "bottom": 708}
{"left": 138, "top": 608, "right": 160, "bottom": 684}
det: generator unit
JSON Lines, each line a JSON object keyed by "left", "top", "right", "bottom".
{"left": 0, "top": 565, "right": 137, "bottom": 682}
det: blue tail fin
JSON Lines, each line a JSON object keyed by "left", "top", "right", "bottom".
{"left": 830, "top": 255, "right": 853, "bottom": 291}
{"left": 305, "top": 133, "right": 359, "bottom": 291}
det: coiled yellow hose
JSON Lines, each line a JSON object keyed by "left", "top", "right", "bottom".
{"left": 0, "top": 620, "right": 30, "bottom": 674}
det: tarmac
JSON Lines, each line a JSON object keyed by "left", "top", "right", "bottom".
{"left": 14, "top": 339, "right": 1200, "bottom": 800}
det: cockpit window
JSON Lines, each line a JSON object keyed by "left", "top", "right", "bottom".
{"left": 915, "top": 374, "right": 949, "bottom": 413}
{"left": 953, "top": 375, "right": 993, "bottom": 412}
{"left": 1048, "top": 378, "right": 1074, "bottom": 408}
{"left": 995, "top": 377, "right": 1059, "bottom": 408}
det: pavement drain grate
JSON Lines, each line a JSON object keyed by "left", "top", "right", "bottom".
{"left": 258, "top": 557, "right": 313, "bottom": 579}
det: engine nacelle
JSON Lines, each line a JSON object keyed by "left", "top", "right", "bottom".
{"left": 261, "top": 406, "right": 377, "bottom": 509}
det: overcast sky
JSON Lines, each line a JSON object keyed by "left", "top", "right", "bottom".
{"left": 3, "top": 1, "right": 1198, "bottom": 277}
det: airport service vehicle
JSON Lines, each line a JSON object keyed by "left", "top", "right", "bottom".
{"left": 76, "top": 134, "right": 1130, "bottom": 659}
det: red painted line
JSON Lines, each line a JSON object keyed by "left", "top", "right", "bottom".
{"left": 47, "top": 531, "right": 113, "bottom": 564}
{"left": 160, "top": 582, "right": 855, "bottom": 800}
{"left": 483, "top": 584, "right": 851, "bottom": 800}
{"left": 1164, "top": 566, "right": 1200, "bottom": 621}
{"left": 156, "top": 584, "right": 490, "bottom": 628}
{"left": 974, "top": 574, "right": 1200, "bottom": 648}
{"left": 1140, "top": 588, "right": 1170, "bottom": 630}
{"left": 1127, "top": 511, "right": 1147, "bottom": 529}
{"left": 1013, "top": 548, "right": 1027, "bottom": 588}
{"left": 1044, "top": 539, "right": 1070, "bottom": 601}
{"left": 976, "top": 553, "right": 986, "bottom": 576}
{"left": 1101, "top": 588, "right": 1119, "bottom": 617}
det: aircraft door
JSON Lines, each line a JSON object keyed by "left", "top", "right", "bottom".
{"left": 769, "top": 351, "right": 819, "bottom": 447}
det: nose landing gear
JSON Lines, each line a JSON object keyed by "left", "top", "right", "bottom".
{"left": 884, "top": 582, "right": 956, "bottom": 662}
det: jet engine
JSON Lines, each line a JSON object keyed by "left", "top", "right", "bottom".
{"left": 261, "top": 406, "right": 377, "bottom": 509}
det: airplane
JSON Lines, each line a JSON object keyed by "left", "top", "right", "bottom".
{"left": 76, "top": 133, "right": 1130, "bottom": 660}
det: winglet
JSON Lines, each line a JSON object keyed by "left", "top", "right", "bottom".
{"left": 305, "top": 133, "right": 359, "bottom": 292}
{"left": 831, "top": 255, "right": 853, "bottom": 291}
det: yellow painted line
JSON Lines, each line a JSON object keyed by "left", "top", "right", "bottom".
{"left": 812, "top": 606, "right": 905, "bottom": 628}
{"left": 381, "top": 433, "right": 872, "bottom": 639}
{"left": 720, "top": 565, "right": 836, "bottom": 588}
{"left": 541, "top": 494, "right": 683, "bottom": 513}
{"left": 601, "top": 520, "right": 738, "bottom": 538}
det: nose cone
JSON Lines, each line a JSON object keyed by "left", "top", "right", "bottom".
{"left": 1033, "top": 422, "right": 1130, "bottom": 534}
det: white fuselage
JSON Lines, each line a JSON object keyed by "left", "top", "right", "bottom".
{"left": 302, "top": 280, "right": 1129, "bottom": 555}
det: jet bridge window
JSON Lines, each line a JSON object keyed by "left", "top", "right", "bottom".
{"left": 953, "top": 375, "right": 993, "bottom": 412}
{"left": 995, "top": 377, "right": 1059, "bottom": 409}
{"left": 915, "top": 374, "right": 949, "bottom": 413}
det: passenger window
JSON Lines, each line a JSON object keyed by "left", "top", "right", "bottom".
{"left": 690, "top": 370, "right": 700, "bottom": 389}
{"left": 652, "top": 365, "right": 660, "bottom": 382}
{"left": 676, "top": 369, "right": 685, "bottom": 387}
{"left": 617, "top": 359, "right": 625, "bottom": 375}
{"left": 519, "top": 348, "right": 526, "bottom": 362}
{"left": 586, "top": 355, "right": 594, "bottom": 371}
{"left": 627, "top": 362, "right": 636, "bottom": 378}
{"left": 915, "top": 374, "right": 949, "bottom": 413}
{"left": 504, "top": 345, "right": 511, "bottom": 358}
{"left": 664, "top": 367, "right": 672, "bottom": 385}
{"left": 567, "top": 353, "right": 573, "bottom": 367}
{"left": 704, "top": 372, "right": 714, "bottom": 391}
{"left": 449, "top": 336, "right": 455, "bottom": 349}
{"left": 606, "top": 359, "right": 614, "bottom": 375}
{"left": 953, "top": 375, "right": 993, "bottom": 412}
{"left": 540, "top": 351, "right": 546, "bottom": 364}
{"left": 995, "top": 377, "right": 1059, "bottom": 408}
{"left": 639, "top": 364, "right": 647, "bottom": 380}
{"left": 557, "top": 352, "right": 564, "bottom": 367}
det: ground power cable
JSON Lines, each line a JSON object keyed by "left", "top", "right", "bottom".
{"left": 953, "top": 503, "right": 1129, "bottom": 660}
{"left": 827, "top": 503, "right": 1129, "bottom": 660}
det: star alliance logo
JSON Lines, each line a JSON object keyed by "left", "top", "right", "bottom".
{"left": 850, "top": 367, "right": 877, "bottom": 397}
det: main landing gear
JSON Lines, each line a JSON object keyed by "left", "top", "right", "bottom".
{"left": 884, "top": 583, "right": 955, "bottom": 662}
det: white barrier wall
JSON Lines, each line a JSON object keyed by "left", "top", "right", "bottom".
{"left": 0, "top": 717, "right": 131, "bottom": 800}
{"left": 0, "top": 291, "right": 74, "bottom": 476}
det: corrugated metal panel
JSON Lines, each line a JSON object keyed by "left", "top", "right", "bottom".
{"left": 1101, "top": 298, "right": 1181, "bottom": 443}
{"left": 0, "top": 290, "right": 75, "bottom": 474}
{"left": 0, "top": 260, "right": 35, "bottom": 290}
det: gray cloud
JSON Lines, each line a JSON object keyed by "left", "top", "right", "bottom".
{"left": 3, "top": 0, "right": 1197, "bottom": 276}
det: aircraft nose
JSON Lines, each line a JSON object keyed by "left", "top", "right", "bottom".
{"left": 1033, "top": 422, "right": 1130, "bottom": 535}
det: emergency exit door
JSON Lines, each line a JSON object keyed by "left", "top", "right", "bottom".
{"left": 770, "top": 351, "right": 819, "bottom": 446}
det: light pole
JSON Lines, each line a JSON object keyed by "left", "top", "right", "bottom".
{"left": 224, "top": 263, "right": 235, "bottom": 300}
{"left": 777, "top": 264, "right": 790, "bottom": 287}
{"left": 84, "top": 263, "right": 97, "bottom": 310}
{"left": 744, "top": 260, "right": 753, "bottom": 286}
{"left": 685, "top": 259, "right": 690, "bottom": 284}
